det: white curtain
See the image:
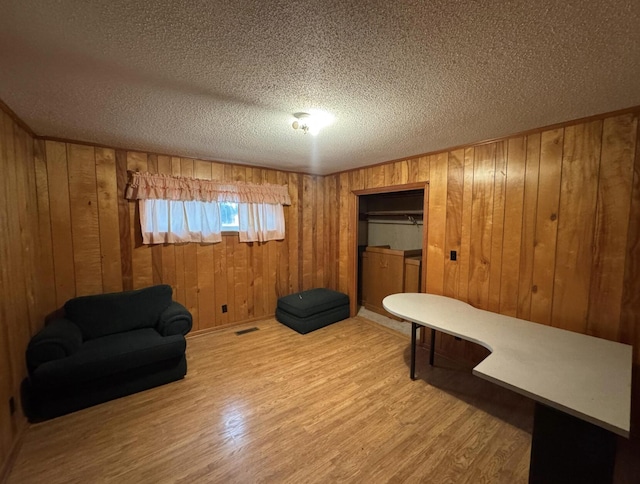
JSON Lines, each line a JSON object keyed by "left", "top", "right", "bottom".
{"left": 129, "top": 172, "right": 290, "bottom": 245}
{"left": 140, "top": 199, "right": 222, "bottom": 244}
{"left": 238, "top": 203, "right": 285, "bottom": 242}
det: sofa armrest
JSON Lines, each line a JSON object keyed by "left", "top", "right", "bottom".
{"left": 26, "top": 318, "right": 83, "bottom": 374}
{"left": 157, "top": 301, "right": 193, "bottom": 336}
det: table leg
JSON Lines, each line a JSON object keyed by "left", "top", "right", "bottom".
{"left": 410, "top": 322, "right": 418, "bottom": 380}
{"left": 429, "top": 328, "right": 435, "bottom": 366}
{"left": 529, "top": 402, "right": 617, "bottom": 484}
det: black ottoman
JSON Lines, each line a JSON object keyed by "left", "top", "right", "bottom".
{"left": 276, "top": 288, "right": 350, "bottom": 334}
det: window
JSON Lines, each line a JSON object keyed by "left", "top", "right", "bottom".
{"left": 126, "top": 172, "right": 290, "bottom": 244}
{"left": 220, "top": 202, "right": 239, "bottom": 231}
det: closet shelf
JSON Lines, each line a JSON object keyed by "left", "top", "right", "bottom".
{"left": 365, "top": 210, "right": 423, "bottom": 217}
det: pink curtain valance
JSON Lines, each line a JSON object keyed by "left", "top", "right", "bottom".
{"left": 125, "top": 171, "right": 291, "bottom": 205}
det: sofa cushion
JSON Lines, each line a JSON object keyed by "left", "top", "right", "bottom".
{"left": 30, "top": 328, "right": 186, "bottom": 389}
{"left": 277, "top": 288, "right": 349, "bottom": 318}
{"left": 64, "top": 285, "right": 173, "bottom": 340}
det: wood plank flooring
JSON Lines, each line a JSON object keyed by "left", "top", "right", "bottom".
{"left": 8, "top": 317, "right": 534, "bottom": 483}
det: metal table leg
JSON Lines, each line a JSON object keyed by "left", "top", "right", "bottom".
{"left": 429, "top": 328, "right": 436, "bottom": 366}
{"left": 410, "top": 322, "right": 418, "bottom": 380}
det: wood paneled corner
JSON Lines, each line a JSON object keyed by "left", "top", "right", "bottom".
{"left": 332, "top": 111, "right": 640, "bottom": 365}
{"left": 0, "top": 113, "right": 52, "bottom": 480}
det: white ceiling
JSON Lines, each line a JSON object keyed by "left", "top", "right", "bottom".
{"left": 1, "top": 1, "right": 639, "bottom": 175}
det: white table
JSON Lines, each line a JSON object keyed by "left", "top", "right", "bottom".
{"left": 382, "top": 293, "right": 632, "bottom": 483}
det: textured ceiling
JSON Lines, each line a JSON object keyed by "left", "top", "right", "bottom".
{"left": 1, "top": 0, "right": 639, "bottom": 175}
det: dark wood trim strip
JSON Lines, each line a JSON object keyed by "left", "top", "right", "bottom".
{"left": 115, "top": 150, "right": 133, "bottom": 291}
{"left": 353, "top": 181, "right": 428, "bottom": 196}
{"left": 297, "top": 175, "right": 304, "bottom": 292}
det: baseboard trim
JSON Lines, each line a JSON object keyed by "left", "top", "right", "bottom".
{"left": 0, "top": 417, "right": 28, "bottom": 484}
{"left": 187, "top": 314, "right": 276, "bottom": 339}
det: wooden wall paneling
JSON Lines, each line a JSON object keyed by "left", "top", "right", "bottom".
{"left": 17, "top": 131, "right": 40, "bottom": 333}
{"left": 0, "top": 114, "right": 20, "bottom": 462}
{"left": 324, "top": 175, "right": 338, "bottom": 290}
{"left": 234, "top": 221, "right": 249, "bottom": 321}
{"left": 287, "top": 173, "right": 300, "bottom": 294}
{"left": 365, "top": 165, "right": 385, "bottom": 189}
{"left": 349, "top": 169, "right": 364, "bottom": 301}
{"left": 213, "top": 234, "right": 229, "bottom": 326}
{"left": 222, "top": 164, "right": 237, "bottom": 324}
{"left": 302, "top": 175, "right": 314, "bottom": 290}
{"left": 245, "top": 169, "right": 256, "bottom": 318}
{"left": 266, "top": 170, "right": 279, "bottom": 313}
{"left": 32, "top": 139, "right": 56, "bottom": 316}
{"left": 194, "top": 160, "right": 216, "bottom": 330}
{"left": 587, "top": 115, "right": 637, "bottom": 340}
{"left": 620, "top": 115, "right": 640, "bottom": 364}
{"left": 443, "top": 150, "right": 464, "bottom": 299}
{"left": 348, "top": 171, "right": 365, "bottom": 314}
{"left": 242, "top": 242, "right": 253, "bottom": 321}
{"left": 170, "top": 157, "right": 187, "bottom": 308}
{"left": 338, "top": 172, "right": 351, "bottom": 295}
{"left": 439, "top": 150, "right": 464, "bottom": 358}
{"left": 45, "top": 140, "right": 76, "bottom": 306}
{"left": 0, "top": 111, "right": 21, "bottom": 458}
{"left": 147, "top": 155, "right": 163, "bottom": 286}
{"left": 332, "top": 173, "right": 341, "bottom": 291}
{"left": 68, "top": 144, "right": 102, "bottom": 296}
{"left": 116, "top": 150, "right": 133, "bottom": 291}
{"left": 211, "top": 162, "right": 228, "bottom": 323}
{"left": 418, "top": 155, "right": 430, "bottom": 182}
{"left": 296, "top": 173, "right": 305, "bottom": 293}
{"left": 349, "top": 188, "right": 358, "bottom": 315}
{"left": 95, "top": 147, "right": 123, "bottom": 294}
{"left": 350, "top": 169, "right": 365, "bottom": 192}
{"left": 127, "top": 152, "right": 153, "bottom": 290}
{"left": 224, "top": 237, "right": 236, "bottom": 324}
{"left": 179, "top": 159, "right": 200, "bottom": 328}
{"left": 487, "top": 141, "right": 507, "bottom": 313}
{"left": 315, "top": 175, "right": 325, "bottom": 289}
{"left": 232, "top": 164, "right": 246, "bottom": 182}
{"left": 211, "top": 162, "right": 225, "bottom": 181}
{"left": 498, "top": 137, "right": 526, "bottom": 317}
{"left": 253, "top": 170, "right": 270, "bottom": 312}
{"left": 529, "top": 129, "right": 563, "bottom": 325}
{"left": 551, "top": 121, "right": 602, "bottom": 333}
{"left": 394, "top": 160, "right": 409, "bottom": 185}
{"left": 275, "top": 171, "right": 290, "bottom": 299}
{"left": 331, "top": 174, "right": 339, "bottom": 290}
{"left": 408, "top": 157, "right": 420, "bottom": 183}
{"left": 426, "top": 153, "right": 448, "bottom": 295}
{"left": 517, "top": 133, "right": 541, "bottom": 320}
{"left": 384, "top": 163, "right": 395, "bottom": 186}
{"left": 458, "top": 148, "right": 474, "bottom": 302}
{"left": 468, "top": 144, "right": 496, "bottom": 309}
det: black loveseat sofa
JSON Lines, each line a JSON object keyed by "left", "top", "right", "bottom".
{"left": 23, "top": 285, "right": 192, "bottom": 421}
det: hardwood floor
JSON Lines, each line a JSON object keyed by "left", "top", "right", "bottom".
{"left": 8, "top": 317, "right": 534, "bottom": 483}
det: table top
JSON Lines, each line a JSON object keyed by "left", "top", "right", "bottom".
{"left": 383, "top": 293, "right": 632, "bottom": 437}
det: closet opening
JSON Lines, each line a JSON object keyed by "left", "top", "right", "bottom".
{"left": 351, "top": 183, "right": 429, "bottom": 323}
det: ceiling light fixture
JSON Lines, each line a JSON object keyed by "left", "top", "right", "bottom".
{"left": 291, "top": 110, "right": 334, "bottom": 136}
{"left": 292, "top": 112, "right": 313, "bottom": 135}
